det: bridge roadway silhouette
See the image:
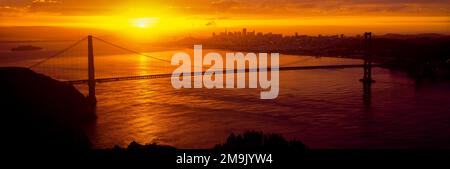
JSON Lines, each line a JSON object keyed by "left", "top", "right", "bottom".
{"left": 66, "top": 64, "right": 381, "bottom": 84}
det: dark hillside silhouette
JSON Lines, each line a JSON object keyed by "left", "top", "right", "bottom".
{"left": 0, "top": 67, "right": 96, "bottom": 161}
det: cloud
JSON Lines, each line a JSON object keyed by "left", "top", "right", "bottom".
{"left": 0, "top": 0, "right": 449, "bottom": 17}
{"left": 210, "top": 0, "right": 238, "bottom": 10}
{"left": 0, "top": 0, "right": 32, "bottom": 7}
{"left": 205, "top": 20, "right": 216, "bottom": 26}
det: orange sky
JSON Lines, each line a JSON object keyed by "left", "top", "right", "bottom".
{"left": 0, "top": 0, "right": 449, "bottom": 40}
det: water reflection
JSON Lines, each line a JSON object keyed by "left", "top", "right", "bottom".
{"left": 363, "top": 81, "right": 372, "bottom": 106}
{"left": 2, "top": 48, "right": 450, "bottom": 149}
{"left": 75, "top": 66, "right": 450, "bottom": 149}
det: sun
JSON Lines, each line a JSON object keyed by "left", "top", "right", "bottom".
{"left": 131, "top": 18, "right": 158, "bottom": 28}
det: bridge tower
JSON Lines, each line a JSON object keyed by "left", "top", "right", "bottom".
{"left": 87, "top": 35, "right": 97, "bottom": 103}
{"left": 360, "top": 32, "right": 375, "bottom": 83}
{"left": 361, "top": 32, "right": 375, "bottom": 105}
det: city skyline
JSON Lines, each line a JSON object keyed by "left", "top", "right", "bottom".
{"left": 0, "top": 0, "right": 449, "bottom": 40}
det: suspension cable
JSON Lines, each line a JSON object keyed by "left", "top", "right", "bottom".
{"left": 28, "top": 37, "right": 87, "bottom": 68}
{"left": 92, "top": 36, "right": 172, "bottom": 63}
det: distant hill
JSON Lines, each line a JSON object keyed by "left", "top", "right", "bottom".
{"left": 378, "top": 33, "right": 450, "bottom": 39}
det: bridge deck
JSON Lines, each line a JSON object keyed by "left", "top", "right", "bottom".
{"left": 66, "top": 64, "right": 382, "bottom": 84}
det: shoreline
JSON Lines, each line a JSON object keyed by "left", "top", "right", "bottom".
{"left": 196, "top": 46, "right": 450, "bottom": 81}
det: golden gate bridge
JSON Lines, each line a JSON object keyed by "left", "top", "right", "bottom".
{"left": 25, "top": 33, "right": 376, "bottom": 104}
